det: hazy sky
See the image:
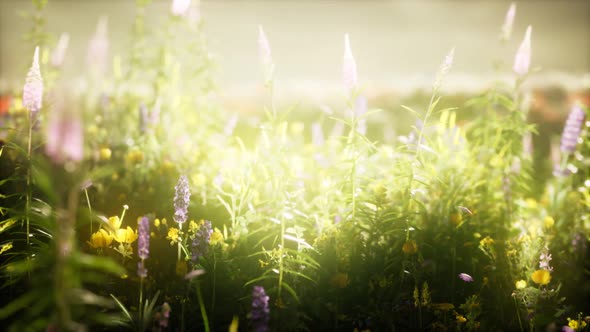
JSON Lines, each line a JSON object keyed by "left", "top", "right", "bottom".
{"left": 1, "top": 0, "right": 589, "bottom": 96}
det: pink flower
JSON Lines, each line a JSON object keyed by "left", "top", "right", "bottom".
{"left": 86, "top": 17, "right": 109, "bottom": 74}
{"left": 51, "top": 33, "right": 70, "bottom": 68}
{"left": 23, "top": 46, "right": 43, "bottom": 115}
{"left": 258, "top": 25, "right": 272, "bottom": 66}
{"left": 171, "top": 0, "right": 191, "bottom": 17}
{"left": 46, "top": 97, "right": 84, "bottom": 164}
{"left": 342, "top": 34, "right": 358, "bottom": 94}
{"left": 513, "top": 26, "right": 532, "bottom": 76}
{"left": 500, "top": 3, "right": 516, "bottom": 41}
{"left": 458, "top": 273, "right": 474, "bottom": 282}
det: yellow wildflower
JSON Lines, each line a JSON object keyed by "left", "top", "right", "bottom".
{"left": 209, "top": 228, "right": 224, "bottom": 245}
{"left": 525, "top": 198, "right": 538, "bottom": 209}
{"left": 99, "top": 147, "right": 112, "bottom": 161}
{"left": 108, "top": 216, "right": 122, "bottom": 231}
{"left": 88, "top": 229, "right": 113, "bottom": 248}
{"left": 544, "top": 216, "right": 555, "bottom": 229}
{"left": 515, "top": 280, "right": 527, "bottom": 289}
{"left": 456, "top": 314, "right": 467, "bottom": 323}
{"left": 0, "top": 242, "right": 13, "bottom": 255}
{"left": 167, "top": 227, "right": 180, "bottom": 244}
{"left": 402, "top": 240, "right": 418, "bottom": 254}
{"left": 450, "top": 212, "right": 462, "bottom": 226}
{"left": 154, "top": 218, "right": 161, "bottom": 228}
{"left": 479, "top": 236, "right": 495, "bottom": 247}
{"left": 567, "top": 317, "right": 587, "bottom": 330}
{"left": 189, "top": 220, "right": 199, "bottom": 233}
{"left": 192, "top": 173, "right": 207, "bottom": 187}
{"left": 161, "top": 218, "right": 168, "bottom": 226}
{"left": 531, "top": 269, "right": 551, "bottom": 285}
{"left": 114, "top": 226, "right": 138, "bottom": 244}
{"left": 126, "top": 150, "right": 144, "bottom": 164}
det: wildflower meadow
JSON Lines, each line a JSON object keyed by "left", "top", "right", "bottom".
{"left": 0, "top": 0, "right": 589, "bottom": 331}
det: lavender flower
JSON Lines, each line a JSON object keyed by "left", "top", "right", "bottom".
{"left": 560, "top": 104, "right": 586, "bottom": 154}
{"left": 45, "top": 96, "right": 84, "bottom": 164}
{"left": 342, "top": 34, "right": 358, "bottom": 95}
{"left": 513, "top": 26, "right": 532, "bottom": 76}
{"left": 251, "top": 286, "right": 270, "bottom": 332}
{"left": 51, "top": 33, "right": 70, "bottom": 68}
{"left": 433, "top": 47, "right": 455, "bottom": 92}
{"left": 138, "top": 216, "right": 150, "bottom": 260}
{"left": 191, "top": 220, "right": 212, "bottom": 264}
{"left": 500, "top": 3, "right": 516, "bottom": 41}
{"left": 174, "top": 175, "right": 191, "bottom": 224}
{"left": 86, "top": 16, "right": 109, "bottom": 75}
{"left": 458, "top": 273, "right": 474, "bottom": 282}
{"left": 258, "top": 25, "right": 274, "bottom": 83}
{"left": 258, "top": 25, "right": 272, "bottom": 67}
{"left": 171, "top": 0, "right": 191, "bottom": 17}
{"left": 138, "top": 261, "right": 147, "bottom": 278}
{"left": 23, "top": 46, "right": 43, "bottom": 115}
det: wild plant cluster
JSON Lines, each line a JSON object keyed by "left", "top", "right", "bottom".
{"left": 0, "top": 1, "right": 588, "bottom": 331}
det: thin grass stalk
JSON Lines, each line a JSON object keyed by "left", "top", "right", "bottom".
{"left": 197, "top": 281, "right": 210, "bottom": 332}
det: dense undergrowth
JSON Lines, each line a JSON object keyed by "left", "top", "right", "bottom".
{"left": 0, "top": 1, "right": 589, "bottom": 331}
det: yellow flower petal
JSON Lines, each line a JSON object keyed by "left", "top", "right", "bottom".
{"left": 531, "top": 269, "right": 551, "bottom": 285}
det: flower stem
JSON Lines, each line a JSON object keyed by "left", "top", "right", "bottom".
{"left": 197, "top": 282, "right": 210, "bottom": 332}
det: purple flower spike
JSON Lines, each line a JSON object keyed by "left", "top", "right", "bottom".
{"left": 560, "top": 104, "right": 586, "bottom": 154}
{"left": 174, "top": 175, "right": 191, "bottom": 224}
{"left": 46, "top": 97, "right": 84, "bottom": 164}
{"left": 137, "top": 261, "right": 147, "bottom": 278}
{"left": 458, "top": 273, "right": 474, "bottom": 282}
{"left": 23, "top": 46, "right": 43, "bottom": 115}
{"left": 138, "top": 216, "right": 150, "bottom": 260}
{"left": 251, "top": 286, "right": 270, "bottom": 332}
{"left": 342, "top": 34, "right": 358, "bottom": 95}
{"left": 513, "top": 26, "right": 532, "bottom": 76}
{"left": 191, "top": 220, "right": 212, "bottom": 264}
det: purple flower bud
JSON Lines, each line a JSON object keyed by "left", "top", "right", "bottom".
{"left": 251, "top": 286, "right": 270, "bottom": 332}
{"left": 45, "top": 96, "right": 84, "bottom": 164}
{"left": 51, "top": 33, "right": 70, "bottom": 68}
{"left": 138, "top": 216, "right": 150, "bottom": 260}
{"left": 86, "top": 17, "right": 109, "bottom": 74}
{"left": 342, "top": 34, "right": 358, "bottom": 95}
{"left": 500, "top": 3, "right": 516, "bottom": 41}
{"left": 513, "top": 26, "right": 532, "bottom": 76}
{"left": 174, "top": 175, "right": 191, "bottom": 224}
{"left": 560, "top": 104, "right": 586, "bottom": 154}
{"left": 258, "top": 25, "right": 272, "bottom": 67}
{"left": 23, "top": 46, "right": 43, "bottom": 115}
{"left": 458, "top": 273, "right": 474, "bottom": 282}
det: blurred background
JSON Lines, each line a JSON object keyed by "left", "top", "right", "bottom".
{"left": 1, "top": 0, "right": 589, "bottom": 101}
